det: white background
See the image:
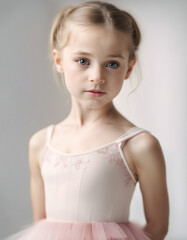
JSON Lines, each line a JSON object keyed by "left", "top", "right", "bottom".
{"left": 0, "top": 0, "right": 186, "bottom": 239}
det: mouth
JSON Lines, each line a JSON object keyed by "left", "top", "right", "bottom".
{"left": 85, "top": 89, "right": 106, "bottom": 93}
{"left": 84, "top": 89, "right": 106, "bottom": 97}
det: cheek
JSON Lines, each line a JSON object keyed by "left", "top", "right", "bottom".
{"left": 109, "top": 73, "right": 125, "bottom": 88}
{"left": 107, "top": 75, "right": 125, "bottom": 96}
{"left": 64, "top": 62, "right": 82, "bottom": 81}
{"left": 63, "top": 67, "right": 82, "bottom": 91}
{"left": 113, "top": 80, "right": 124, "bottom": 92}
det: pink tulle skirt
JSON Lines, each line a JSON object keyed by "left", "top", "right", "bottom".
{"left": 3, "top": 218, "right": 151, "bottom": 240}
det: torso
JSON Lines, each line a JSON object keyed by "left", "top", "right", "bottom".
{"left": 47, "top": 118, "right": 139, "bottom": 181}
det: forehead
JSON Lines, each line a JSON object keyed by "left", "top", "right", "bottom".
{"left": 64, "top": 24, "right": 130, "bottom": 55}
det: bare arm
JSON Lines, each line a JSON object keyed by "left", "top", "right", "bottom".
{"left": 28, "top": 129, "right": 46, "bottom": 223}
{"left": 126, "top": 133, "right": 169, "bottom": 240}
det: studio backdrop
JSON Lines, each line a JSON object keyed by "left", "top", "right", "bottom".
{"left": 0, "top": 0, "right": 186, "bottom": 239}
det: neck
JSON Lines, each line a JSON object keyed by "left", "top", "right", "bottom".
{"left": 65, "top": 99, "right": 120, "bottom": 129}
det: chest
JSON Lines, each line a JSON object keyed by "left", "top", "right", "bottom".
{"left": 49, "top": 129, "right": 137, "bottom": 181}
{"left": 51, "top": 128, "right": 122, "bottom": 154}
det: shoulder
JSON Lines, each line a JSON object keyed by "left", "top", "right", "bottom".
{"left": 125, "top": 130, "right": 163, "bottom": 164}
{"left": 123, "top": 130, "right": 165, "bottom": 179}
{"left": 126, "top": 130, "right": 160, "bottom": 155}
{"left": 28, "top": 125, "right": 49, "bottom": 158}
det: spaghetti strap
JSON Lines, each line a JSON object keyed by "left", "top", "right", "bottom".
{"left": 116, "top": 127, "right": 150, "bottom": 145}
{"left": 39, "top": 124, "right": 54, "bottom": 168}
{"left": 46, "top": 124, "right": 54, "bottom": 146}
{"left": 116, "top": 127, "right": 151, "bottom": 184}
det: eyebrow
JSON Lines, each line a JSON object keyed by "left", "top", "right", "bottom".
{"left": 72, "top": 51, "right": 125, "bottom": 60}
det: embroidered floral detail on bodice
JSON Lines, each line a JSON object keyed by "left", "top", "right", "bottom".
{"left": 42, "top": 147, "right": 91, "bottom": 170}
{"left": 39, "top": 124, "right": 149, "bottom": 223}
{"left": 96, "top": 143, "right": 133, "bottom": 185}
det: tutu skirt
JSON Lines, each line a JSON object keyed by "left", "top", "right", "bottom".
{"left": 3, "top": 218, "right": 151, "bottom": 240}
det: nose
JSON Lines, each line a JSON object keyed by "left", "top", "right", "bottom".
{"left": 88, "top": 65, "right": 105, "bottom": 84}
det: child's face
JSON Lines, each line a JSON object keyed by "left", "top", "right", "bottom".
{"left": 53, "top": 24, "right": 136, "bottom": 108}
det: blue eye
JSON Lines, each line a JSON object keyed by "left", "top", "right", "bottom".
{"left": 78, "top": 59, "right": 88, "bottom": 65}
{"left": 108, "top": 61, "right": 119, "bottom": 68}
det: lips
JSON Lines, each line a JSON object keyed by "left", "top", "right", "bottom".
{"left": 86, "top": 89, "right": 105, "bottom": 93}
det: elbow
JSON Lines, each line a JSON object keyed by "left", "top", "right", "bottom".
{"left": 145, "top": 229, "right": 168, "bottom": 240}
{"left": 156, "top": 228, "right": 168, "bottom": 240}
{"left": 143, "top": 224, "right": 169, "bottom": 240}
{"left": 156, "top": 222, "right": 169, "bottom": 239}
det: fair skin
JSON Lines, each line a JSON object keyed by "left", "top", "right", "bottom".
{"left": 29, "top": 24, "right": 169, "bottom": 240}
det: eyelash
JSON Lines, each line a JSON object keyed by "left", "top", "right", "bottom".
{"left": 75, "top": 58, "right": 120, "bottom": 69}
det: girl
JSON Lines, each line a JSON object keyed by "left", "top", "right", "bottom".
{"left": 3, "top": 1, "right": 169, "bottom": 240}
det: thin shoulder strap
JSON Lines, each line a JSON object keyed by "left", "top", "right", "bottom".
{"left": 116, "top": 127, "right": 151, "bottom": 184}
{"left": 46, "top": 124, "right": 54, "bottom": 146}
{"left": 116, "top": 127, "right": 150, "bottom": 146}
{"left": 39, "top": 124, "right": 54, "bottom": 168}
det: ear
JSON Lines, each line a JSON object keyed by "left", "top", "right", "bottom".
{"left": 124, "top": 58, "right": 137, "bottom": 80}
{"left": 52, "top": 49, "right": 63, "bottom": 73}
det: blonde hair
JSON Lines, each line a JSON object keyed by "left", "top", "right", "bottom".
{"left": 49, "top": 1, "right": 142, "bottom": 96}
